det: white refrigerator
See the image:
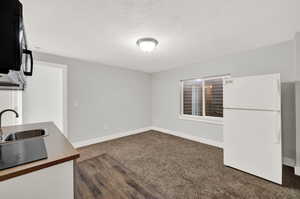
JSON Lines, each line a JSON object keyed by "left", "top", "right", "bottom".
{"left": 223, "top": 73, "right": 282, "bottom": 184}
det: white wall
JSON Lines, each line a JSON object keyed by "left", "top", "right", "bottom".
{"left": 152, "top": 40, "right": 296, "bottom": 160}
{"left": 296, "top": 82, "right": 300, "bottom": 170}
{"left": 295, "top": 33, "right": 300, "bottom": 80}
{"left": 295, "top": 32, "right": 300, "bottom": 169}
{"left": 0, "top": 91, "right": 22, "bottom": 126}
{"left": 34, "top": 52, "right": 152, "bottom": 143}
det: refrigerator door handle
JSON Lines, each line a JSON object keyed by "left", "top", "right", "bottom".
{"left": 277, "top": 79, "right": 281, "bottom": 95}
{"left": 274, "top": 112, "right": 281, "bottom": 144}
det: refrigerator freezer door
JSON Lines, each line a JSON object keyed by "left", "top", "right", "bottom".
{"left": 224, "top": 109, "right": 282, "bottom": 184}
{"left": 224, "top": 74, "right": 280, "bottom": 111}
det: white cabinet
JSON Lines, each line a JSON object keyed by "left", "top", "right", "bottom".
{"left": 0, "top": 161, "right": 74, "bottom": 199}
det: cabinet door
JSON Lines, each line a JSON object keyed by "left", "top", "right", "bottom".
{"left": 0, "top": 161, "right": 74, "bottom": 199}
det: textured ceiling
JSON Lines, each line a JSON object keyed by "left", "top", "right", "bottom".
{"left": 23, "top": 0, "right": 300, "bottom": 73}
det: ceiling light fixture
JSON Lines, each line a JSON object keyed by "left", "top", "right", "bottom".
{"left": 136, "top": 38, "right": 159, "bottom": 52}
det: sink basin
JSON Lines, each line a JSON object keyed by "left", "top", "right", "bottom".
{"left": 4, "top": 129, "right": 48, "bottom": 142}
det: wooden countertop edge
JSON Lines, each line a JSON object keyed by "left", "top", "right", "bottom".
{"left": 0, "top": 153, "right": 80, "bottom": 182}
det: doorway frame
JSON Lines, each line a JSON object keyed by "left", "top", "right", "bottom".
{"left": 35, "top": 61, "right": 68, "bottom": 138}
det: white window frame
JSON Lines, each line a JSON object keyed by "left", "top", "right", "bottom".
{"left": 179, "top": 75, "right": 230, "bottom": 125}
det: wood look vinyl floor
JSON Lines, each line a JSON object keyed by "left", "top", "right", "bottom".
{"left": 75, "top": 153, "right": 167, "bottom": 199}
{"left": 76, "top": 131, "right": 300, "bottom": 199}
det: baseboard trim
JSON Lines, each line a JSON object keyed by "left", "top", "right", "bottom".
{"left": 151, "top": 126, "right": 296, "bottom": 168}
{"left": 283, "top": 157, "right": 296, "bottom": 167}
{"left": 295, "top": 166, "right": 300, "bottom": 176}
{"left": 71, "top": 126, "right": 296, "bottom": 169}
{"left": 72, "top": 127, "right": 152, "bottom": 148}
{"left": 151, "top": 126, "right": 224, "bottom": 148}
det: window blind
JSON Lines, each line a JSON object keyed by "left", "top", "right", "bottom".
{"left": 204, "top": 79, "right": 223, "bottom": 117}
{"left": 183, "top": 80, "right": 202, "bottom": 116}
{"left": 181, "top": 76, "right": 224, "bottom": 118}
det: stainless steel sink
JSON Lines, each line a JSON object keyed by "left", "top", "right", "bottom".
{"left": 3, "top": 129, "right": 48, "bottom": 142}
{"left": 0, "top": 129, "right": 48, "bottom": 170}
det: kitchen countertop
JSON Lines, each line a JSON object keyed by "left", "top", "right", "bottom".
{"left": 0, "top": 122, "right": 79, "bottom": 181}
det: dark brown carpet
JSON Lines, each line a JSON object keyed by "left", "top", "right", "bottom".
{"left": 75, "top": 153, "right": 167, "bottom": 199}
{"left": 77, "top": 131, "right": 300, "bottom": 199}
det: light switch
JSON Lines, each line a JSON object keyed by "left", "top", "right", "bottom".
{"left": 73, "top": 100, "right": 79, "bottom": 107}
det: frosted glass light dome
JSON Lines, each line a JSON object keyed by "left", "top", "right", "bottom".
{"left": 136, "top": 38, "right": 159, "bottom": 52}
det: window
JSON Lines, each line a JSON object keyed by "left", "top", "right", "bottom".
{"left": 180, "top": 75, "right": 228, "bottom": 124}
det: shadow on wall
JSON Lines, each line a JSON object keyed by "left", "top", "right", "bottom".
{"left": 281, "top": 82, "right": 296, "bottom": 161}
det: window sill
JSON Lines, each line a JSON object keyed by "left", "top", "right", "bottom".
{"left": 178, "top": 114, "right": 224, "bottom": 125}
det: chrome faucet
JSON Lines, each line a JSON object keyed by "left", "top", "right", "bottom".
{"left": 0, "top": 109, "right": 19, "bottom": 141}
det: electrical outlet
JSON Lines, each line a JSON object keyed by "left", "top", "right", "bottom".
{"left": 117, "top": 128, "right": 122, "bottom": 133}
{"left": 103, "top": 124, "right": 109, "bottom": 130}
